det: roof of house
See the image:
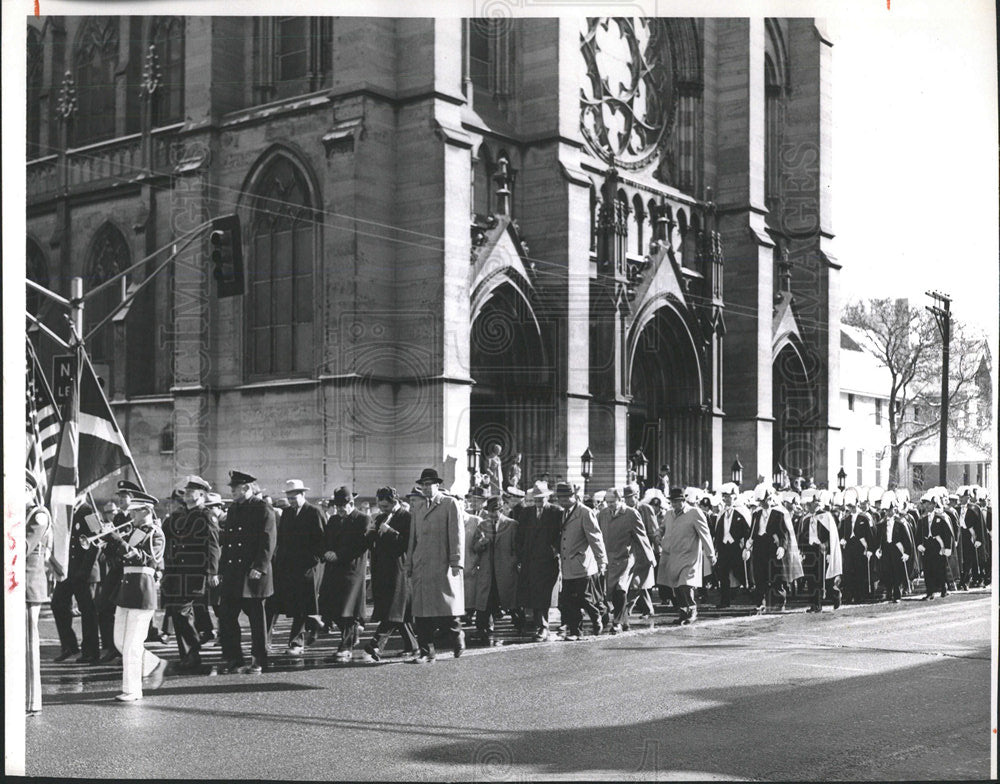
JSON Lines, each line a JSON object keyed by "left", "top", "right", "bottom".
{"left": 840, "top": 326, "right": 893, "bottom": 399}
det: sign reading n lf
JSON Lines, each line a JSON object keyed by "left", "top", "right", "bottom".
{"left": 52, "top": 354, "right": 77, "bottom": 416}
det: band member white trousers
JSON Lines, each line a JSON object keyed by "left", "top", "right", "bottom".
{"left": 114, "top": 607, "right": 161, "bottom": 697}
{"left": 26, "top": 604, "right": 42, "bottom": 712}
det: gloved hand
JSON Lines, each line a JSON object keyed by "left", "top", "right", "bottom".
{"left": 742, "top": 549, "right": 751, "bottom": 561}
{"left": 942, "top": 548, "right": 952, "bottom": 557}
{"left": 974, "top": 541, "right": 982, "bottom": 548}
{"left": 839, "top": 538, "right": 847, "bottom": 547}
{"left": 901, "top": 553, "right": 909, "bottom": 562}
{"left": 875, "top": 548, "right": 882, "bottom": 559}
{"left": 775, "top": 547, "right": 785, "bottom": 561}
{"left": 917, "top": 544, "right": 926, "bottom": 554}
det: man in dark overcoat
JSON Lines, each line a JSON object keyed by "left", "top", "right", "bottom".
{"left": 319, "top": 486, "right": 371, "bottom": 661}
{"left": 916, "top": 494, "right": 952, "bottom": 599}
{"left": 957, "top": 487, "right": 987, "bottom": 588}
{"left": 362, "top": 486, "right": 417, "bottom": 661}
{"left": 51, "top": 498, "right": 100, "bottom": 663}
{"left": 713, "top": 483, "right": 752, "bottom": 608}
{"left": 746, "top": 486, "right": 791, "bottom": 613}
{"left": 515, "top": 481, "right": 562, "bottom": 641}
{"left": 161, "top": 475, "right": 221, "bottom": 670}
{"left": 217, "top": 470, "right": 276, "bottom": 674}
{"left": 272, "top": 479, "right": 327, "bottom": 656}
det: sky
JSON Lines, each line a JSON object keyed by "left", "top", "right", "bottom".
{"left": 830, "top": 2, "right": 998, "bottom": 341}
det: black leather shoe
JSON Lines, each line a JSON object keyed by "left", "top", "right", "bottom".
{"left": 453, "top": 632, "right": 466, "bottom": 658}
{"left": 364, "top": 644, "right": 382, "bottom": 662}
{"left": 76, "top": 653, "right": 99, "bottom": 664}
{"left": 98, "top": 648, "right": 121, "bottom": 664}
{"left": 53, "top": 649, "right": 79, "bottom": 663}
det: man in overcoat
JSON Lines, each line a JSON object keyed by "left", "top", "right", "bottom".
{"left": 916, "top": 493, "right": 952, "bottom": 599}
{"left": 463, "top": 487, "right": 487, "bottom": 621}
{"left": 603, "top": 488, "right": 655, "bottom": 633}
{"left": 838, "top": 488, "right": 876, "bottom": 604}
{"left": 217, "top": 470, "right": 276, "bottom": 674}
{"left": 798, "top": 490, "right": 843, "bottom": 612}
{"left": 407, "top": 468, "right": 466, "bottom": 662}
{"left": 623, "top": 484, "right": 657, "bottom": 617}
{"left": 51, "top": 498, "right": 100, "bottom": 663}
{"left": 714, "top": 483, "right": 752, "bottom": 608}
{"left": 957, "top": 487, "right": 987, "bottom": 588}
{"left": 469, "top": 495, "right": 519, "bottom": 645}
{"left": 363, "top": 486, "right": 417, "bottom": 661}
{"left": 161, "top": 475, "right": 221, "bottom": 670}
{"left": 319, "top": 486, "right": 371, "bottom": 661}
{"left": 554, "top": 482, "right": 606, "bottom": 639}
{"left": 876, "top": 491, "right": 912, "bottom": 603}
{"left": 515, "top": 481, "right": 562, "bottom": 641}
{"left": 272, "top": 479, "right": 326, "bottom": 656}
{"left": 658, "top": 487, "right": 716, "bottom": 624}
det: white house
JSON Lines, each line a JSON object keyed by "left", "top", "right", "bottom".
{"left": 837, "top": 324, "right": 893, "bottom": 487}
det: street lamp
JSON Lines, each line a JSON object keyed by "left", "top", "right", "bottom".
{"left": 581, "top": 447, "right": 594, "bottom": 497}
{"left": 467, "top": 440, "right": 481, "bottom": 482}
{"left": 837, "top": 466, "right": 848, "bottom": 492}
{"left": 773, "top": 464, "right": 784, "bottom": 490}
{"left": 730, "top": 456, "right": 743, "bottom": 488}
{"left": 632, "top": 449, "right": 648, "bottom": 487}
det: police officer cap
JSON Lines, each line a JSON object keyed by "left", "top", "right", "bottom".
{"left": 228, "top": 470, "right": 257, "bottom": 487}
{"left": 127, "top": 491, "right": 158, "bottom": 510}
{"left": 117, "top": 479, "right": 143, "bottom": 495}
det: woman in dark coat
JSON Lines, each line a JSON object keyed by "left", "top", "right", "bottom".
{"left": 362, "top": 487, "right": 417, "bottom": 661}
{"left": 273, "top": 480, "right": 326, "bottom": 655}
{"left": 319, "top": 487, "right": 371, "bottom": 660}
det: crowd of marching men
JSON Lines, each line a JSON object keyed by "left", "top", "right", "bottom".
{"left": 23, "top": 466, "right": 993, "bottom": 709}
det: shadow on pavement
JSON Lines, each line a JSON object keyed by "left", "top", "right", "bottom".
{"left": 405, "top": 643, "right": 992, "bottom": 781}
{"left": 42, "top": 680, "right": 321, "bottom": 705}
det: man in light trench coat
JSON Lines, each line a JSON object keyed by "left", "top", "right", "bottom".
{"left": 657, "top": 487, "right": 717, "bottom": 625}
{"left": 407, "top": 468, "right": 466, "bottom": 663}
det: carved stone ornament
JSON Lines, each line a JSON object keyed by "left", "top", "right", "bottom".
{"left": 141, "top": 44, "right": 162, "bottom": 97}
{"left": 57, "top": 71, "right": 78, "bottom": 121}
{"left": 579, "top": 18, "right": 676, "bottom": 170}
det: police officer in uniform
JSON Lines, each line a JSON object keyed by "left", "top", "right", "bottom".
{"left": 51, "top": 497, "right": 101, "bottom": 663}
{"left": 162, "top": 475, "right": 221, "bottom": 671}
{"left": 217, "top": 470, "right": 277, "bottom": 674}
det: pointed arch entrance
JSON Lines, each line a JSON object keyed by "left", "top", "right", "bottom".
{"left": 627, "top": 303, "right": 708, "bottom": 487}
{"left": 773, "top": 338, "right": 815, "bottom": 481}
{"left": 470, "top": 282, "right": 551, "bottom": 487}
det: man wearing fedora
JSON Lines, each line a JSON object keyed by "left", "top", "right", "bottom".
{"left": 463, "top": 487, "right": 488, "bottom": 623}
{"left": 554, "top": 482, "right": 607, "bottom": 640}
{"left": 407, "top": 468, "right": 466, "bottom": 662}
{"left": 469, "top": 495, "right": 519, "bottom": 646}
{"left": 599, "top": 488, "right": 654, "bottom": 633}
{"left": 319, "top": 486, "right": 371, "bottom": 661}
{"left": 217, "top": 470, "right": 276, "bottom": 674}
{"left": 657, "top": 488, "right": 716, "bottom": 625}
{"left": 161, "top": 475, "right": 221, "bottom": 671}
{"left": 272, "top": 480, "right": 327, "bottom": 656}
{"left": 363, "top": 487, "right": 418, "bottom": 661}
{"left": 622, "top": 483, "right": 657, "bottom": 618}
{"left": 515, "top": 480, "right": 562, "bottom": 641}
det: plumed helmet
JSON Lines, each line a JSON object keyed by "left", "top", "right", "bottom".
{"left": 867, "top": 486, "right": 885, "bottom": 505}
{"left": 843, "top": 487, "right": 859, "bottom": 506}
{"left": 881, "top": 489, "right": 899, "bottom": 510}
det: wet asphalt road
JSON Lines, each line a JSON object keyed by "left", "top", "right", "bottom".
{"left": 24, "top": 592, "right": 994, "bottom": 781}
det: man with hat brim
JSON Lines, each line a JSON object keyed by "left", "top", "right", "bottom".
{"left": 50, "top": 495, "right": 101, "bottom": 664}
{"left": 837, "top": 488, "right": 877, "bottom": 604}
{"left": 916, "top": 493, "right": 953, "bottom": 600}
{"left": 407, "top": 468, "right": 466, "bottom": 662}
{"left": 874, "top": 491, "right": 912, "bottom": 603}
{"left": 501, "top": 487, "right": 529, "bottom": 631}
{"left": 714, "top": 483, "right": 752, "bottom": 609}
{"left": 271, "top": 480, "right": 327, "bottom": 657}
{"left": 102, "top": 491, "right": 169, "bottom": 701}
{"left": 553, "top": 482, "right": 607, "bottom": 640}
{"left": 362, "top": 487, "right": 418, "bottom": 661}
{"left": 216, "top": 471, "right": 276, "bottom": 674}
{"left": 469, "top": 495, "right": 519, "bottom": 646}
{"left": 745, "top": 485, "right": 793, "bottom": 613}
{"left": 463, "top": 487, "right": 489, "bottom": 622}
{"left": 319, "top": 486, "right": 371, "bottom": 661}
{"left": 160, "top": 476, "right": 220, "bottom": 671}
{"left": 514, "top": 481, "right": 562, "bottom": 642}
{"left": 956, "top": 487, "right": 987, "bottom": 589}
{"left": 657, "top": 488, "right": 716, "bottom": 625}
{"left": 600, "top": 488, "right": 655, "bottom": 634}
{"left": 798, "top": 491, "right": 843, "bottom": 612}
{"left": 622, "top": 484, "right": 658, "bottom": 618}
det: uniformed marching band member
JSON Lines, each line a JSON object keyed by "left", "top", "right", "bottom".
{"left": 102, "top": 491, "right": 168, "bottom": 701}
{"left": 26, "top": 473, "right": 54, "bottom": 715}
{"left": 714, "top": 483, "right": 752, "bottom": 609}
{"left": 217, "top": 470, "right": 277, "bottom": 674}
{"left": 51, "top": 496, "right": 101, "bottom": 663}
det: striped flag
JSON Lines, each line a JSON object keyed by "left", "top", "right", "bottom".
{"left": 26, "top": 340, "right": 61, "bottom": 506}
{"left": 49, "top": 346, "right": 143, "bottom": 504}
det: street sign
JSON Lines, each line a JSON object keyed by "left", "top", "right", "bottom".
{"left": 52, "top": 354, "right": 77, "bottom": 416}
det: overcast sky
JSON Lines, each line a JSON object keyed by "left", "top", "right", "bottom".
{"left": 830, "top": 2, "right": 998, "bottom": 341}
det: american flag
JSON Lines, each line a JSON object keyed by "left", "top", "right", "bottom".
{"left": 26, "top": 340, "right": 61, "bottom": 506}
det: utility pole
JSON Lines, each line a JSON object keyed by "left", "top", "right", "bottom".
{"left": 926, "top": 291, "right": 952, "bottom": 487}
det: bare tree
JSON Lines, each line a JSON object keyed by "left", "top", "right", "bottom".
{"left": 842, "top": 298, "right": 989, "bottom": 486}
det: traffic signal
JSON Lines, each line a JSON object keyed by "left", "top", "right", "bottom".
{"left": 209, "top": 214, "right": 245, "bottom": 298}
